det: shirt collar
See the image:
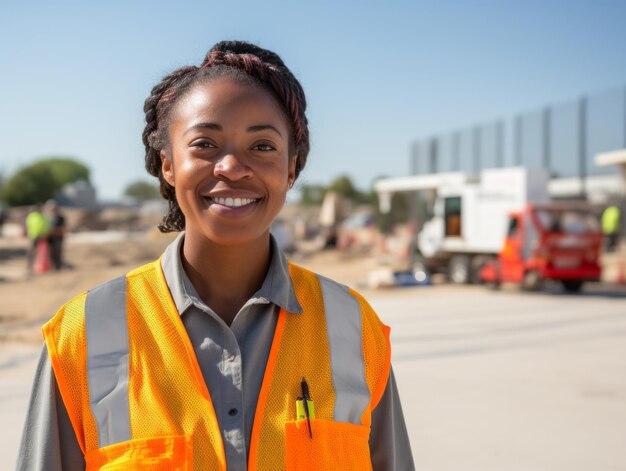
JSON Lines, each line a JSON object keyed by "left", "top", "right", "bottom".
{"left": 160, "top": 232, "right": 303, "bottom": 316}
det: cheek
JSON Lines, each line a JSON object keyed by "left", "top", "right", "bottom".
{"left": 178, "top": 158, "right": 201, "bottom": 175}
{"left": 267, "top": 164, "right": 292, "bottom": 188}
{"left": 173, "top": 154, "right": 209, "bottom": 182}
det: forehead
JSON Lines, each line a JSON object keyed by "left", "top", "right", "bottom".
{"left": 171, "top": 77, "right": 290, "bottom": 131}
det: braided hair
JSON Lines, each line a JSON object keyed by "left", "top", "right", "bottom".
{"left": 142, "top": 41, "right": 310, "bottom": 232}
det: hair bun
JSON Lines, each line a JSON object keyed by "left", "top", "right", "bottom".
{"left": 209, "top": 40, "right": 286, "bottom": 68}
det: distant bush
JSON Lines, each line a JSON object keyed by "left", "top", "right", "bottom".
{"left": 2, "top": 158, "right": 90, "bottom": 206}
{"left": 124, "top": 180, "right": 161, "bottom": 200}
{"left": 0, "top": 171, "right": 5, "bottom": 201}
{"left": 299, "top": 184, "right": 327, "bottom": 206}
{"left": 299, "top": 175, "right": 374, "bottom": 207}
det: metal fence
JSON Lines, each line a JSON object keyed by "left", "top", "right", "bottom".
{"left": 411, "top": 85, "right": 626, "bottom": 181}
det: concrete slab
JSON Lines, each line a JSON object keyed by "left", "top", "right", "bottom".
{"left": 0, "top": 343, "right": 40, "bottom": 469}
{"left": 373, "top": 286, "right": 626, "bottom": 470}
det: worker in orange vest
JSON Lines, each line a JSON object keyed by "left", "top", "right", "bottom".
{"left": 18, "top": 41, "right": 414, "bottom": 470}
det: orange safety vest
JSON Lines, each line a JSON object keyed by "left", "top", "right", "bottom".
{"left": 43, "top": 259, "right": 391, "bottom": 470}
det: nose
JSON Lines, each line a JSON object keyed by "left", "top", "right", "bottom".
{"left": 213, "top": 152, "right": 252, "bottom": 181}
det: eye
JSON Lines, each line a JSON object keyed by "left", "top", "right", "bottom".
{"left": 252, "top": 143, "right": 276, "bottom": 152}
{"left": 190, "top": 139, "right": 216, "bottom": 149}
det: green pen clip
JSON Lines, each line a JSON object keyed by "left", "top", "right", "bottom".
{"left": 296, "top": 398, "right": 315, "bottom": 421}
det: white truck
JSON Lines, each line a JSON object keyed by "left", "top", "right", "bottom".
{"left": 374, "top": 167, "right": 550, "bottom": 283}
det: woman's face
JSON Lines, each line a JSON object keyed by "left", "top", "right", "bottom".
{"left": 161, "top": 77, "right": 296, "bottom": 247}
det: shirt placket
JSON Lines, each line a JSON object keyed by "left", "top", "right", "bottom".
{"left": 221, "top": 327, "right": 246, "bottom": 471}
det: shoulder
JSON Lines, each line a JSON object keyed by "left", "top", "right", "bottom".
{"left": 43, "top": 259, "right": 161, "bottom": 339}
{"left": 127, "top": 258, "right": 162, "bottom": 280}
{"left": 43, "top": 289, "right": 88, "bottom": 348}
{"left": 287, "top": 262, "right": 389, "bottom": 335}
{"left": 287, "top": 261, "right": 355, "bottom": 306}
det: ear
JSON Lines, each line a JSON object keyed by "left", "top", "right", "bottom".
{"left": 287, "top": 155, "right": 297, "bottom": 189}
{"left": 161, "top": 150, "right": 175, "bottom": 187}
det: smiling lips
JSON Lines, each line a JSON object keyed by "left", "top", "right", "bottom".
{"left": 206, "top": 196, "right": 259, "bottom": 208}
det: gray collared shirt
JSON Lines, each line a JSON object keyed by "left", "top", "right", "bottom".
{"left": 17, "top": 233, "right": 415, "bottom": 471}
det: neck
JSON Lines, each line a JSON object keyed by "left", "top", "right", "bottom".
{"left": 181, "top": 231, "right": 271, "bottom": 325}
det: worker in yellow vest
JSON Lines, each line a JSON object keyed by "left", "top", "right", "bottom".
{"left": 25, "top": 204, "right": 50, "bottom": 274}
{"left": 18, "top": 41, "right": 414, "bottom": 470}
{"left": 602, "top": 205, "right": 621, "bottom": 252}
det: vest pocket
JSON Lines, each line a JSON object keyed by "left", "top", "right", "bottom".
{"left": 285, "top": 419, "right": 372, "bottom": 471}
{"left": 85, "top": 435, "right": 193, "bottom": 470}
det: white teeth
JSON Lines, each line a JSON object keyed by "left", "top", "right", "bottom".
{"left": 211, "top": 197, "right": 256, "bottom": 207}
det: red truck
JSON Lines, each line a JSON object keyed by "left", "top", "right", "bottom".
{"left": 480, "top": 204, "right": 602, "bottom": 292}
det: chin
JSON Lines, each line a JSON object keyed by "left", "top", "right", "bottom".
{"left": 201, "top": 226, "right": 270, "bottom": 248}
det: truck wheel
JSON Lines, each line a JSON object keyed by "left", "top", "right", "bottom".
{"left": 522, "top": 270, "right": 543, "bottom": 292}
{"left": 448, "top": 255, "right": 470, "bottom": 284}
{"left": 470, "top": 255, "right": 491, "bottom": 284}
{"left": 412, "top": 254, "right": 430, "bottom": 282}
{"left": 561, "top": 280, "right": 583, "bottom": 292}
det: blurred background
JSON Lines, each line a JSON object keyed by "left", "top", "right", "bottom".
{"left": 2, "top": 1, "right": 626, "bottom": 469}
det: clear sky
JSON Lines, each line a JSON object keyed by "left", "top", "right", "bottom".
{"left": 2, "top": 0, "right": 626, "bottom": 199}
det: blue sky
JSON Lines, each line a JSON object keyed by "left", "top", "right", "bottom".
{"left": 2, "top": 0, "right": 626, "bottom": 199}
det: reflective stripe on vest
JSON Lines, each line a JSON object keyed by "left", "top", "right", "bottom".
{"left": 84, "top": 276, "right": 131, "bottom": 447}
{"left": 82, "top": 271, "right": 370, "bottom": 448}
{"left": 317, "top": 274, "right": 370, "bottom": 424}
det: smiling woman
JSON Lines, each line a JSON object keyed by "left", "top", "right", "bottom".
{"left": 161, "top": 78, "right": 294, "bottom": 251}
{"left": 17, "top": 41, "right": 414, "bottom": 471}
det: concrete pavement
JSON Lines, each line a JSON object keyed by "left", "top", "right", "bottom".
{"left": 377, "top": 285, "right": 626, "bottom": 470}
{"left": 0, "top": 343, "right": 40, "bottom": 468}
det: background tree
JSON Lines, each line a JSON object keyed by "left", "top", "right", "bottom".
{"left": 0, "top": 171, "right": 5, "bottom": 200}
{"left": 327, "top": 175, "right": 358, "bottom": 200}
{"left": 370, "top": 176, "right": 411, "bottom": 233}
{"left": 123, "top": 180, "right": 161, "bottom": 200}
{"left": 327, "top": 174, "right": 374, "bottom": 204}
{"left": 2, "top": 157, "right": 90, "bottom": 206}
{"left": 298, "top": 175, "right": 375, "bottom": 207}
{"left": 298, "top": 184, "right": 327, "bottom": 206}
{"left": 373, "top": 191, "right": 410, "bottom": 233}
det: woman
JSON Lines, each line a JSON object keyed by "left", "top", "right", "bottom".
{"left": 18, "top": 41, "right": 414, "bottom": 470}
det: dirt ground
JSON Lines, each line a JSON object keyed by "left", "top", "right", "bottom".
{"left": 0, "top": 231, "right": 387, "bottom": 345}
{"left": 0, "top": 232, "right": 170, "bottom": 344}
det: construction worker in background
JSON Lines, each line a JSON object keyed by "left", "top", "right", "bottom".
{"left": 25, "top": 204, "right": 49, "bottom": 274}
{"left": 0, "top": 200, "right": 6, "bottom": 234}
{"left": 45, "top": 199, "right": 67, "bottom": 270}
{"left": 17, "top": 41, "right": 414, "bottom": 470}
{"left": 602, "top": 204, "right": 621, "bottom": 252}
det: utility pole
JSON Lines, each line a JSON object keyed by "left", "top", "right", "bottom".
{"left": 543, "top": 106, "right": 551, "bottom": 171}
{"left": 578, "top": 96, "right": 587, "bottom": 199}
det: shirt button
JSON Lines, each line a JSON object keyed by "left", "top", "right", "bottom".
{"left": 228, "top": 408, "right": 239, "bottom": 417}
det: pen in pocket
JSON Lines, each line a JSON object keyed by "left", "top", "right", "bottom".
{"left": 296, "top": 377, "right": 314, "bottom": 438}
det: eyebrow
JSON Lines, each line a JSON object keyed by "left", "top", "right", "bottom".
{"left": 184, "top": 122, "right": 221, "bottom": 135}
{"left": 184, "top": 122, "right": 282, "bottom": 137}
{"left": 247, "top": 125, "right": 282, "bottom": 137}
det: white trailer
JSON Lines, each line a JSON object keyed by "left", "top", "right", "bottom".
{"left": 375, "top": 167, "right": 550, "bottom": 283}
